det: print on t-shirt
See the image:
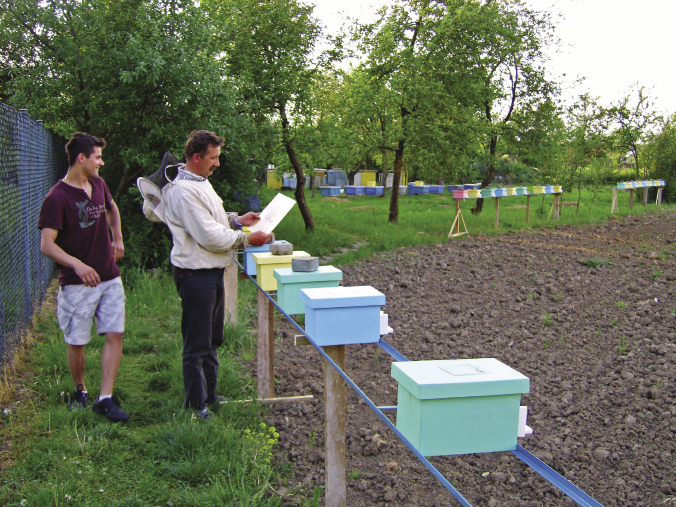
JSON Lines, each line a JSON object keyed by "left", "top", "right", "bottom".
{"left": 76, "top": 199, "right": 104, "bottom": 229}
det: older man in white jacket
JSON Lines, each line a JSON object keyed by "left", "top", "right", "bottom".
{"left": 164, "top": 130, "right": 272, "bottom": 419}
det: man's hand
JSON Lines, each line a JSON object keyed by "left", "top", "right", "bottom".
{"left": 111, "top": 238, "right": 125, "bottom": 262}
{"left": 238, "top": 212, "right": 261, "bottom": 227}
{"left": 248, "top": 231, "right": 273, "bottom": 246}
{"left": 74, "top": 260, "right": 101, "bottom": 287}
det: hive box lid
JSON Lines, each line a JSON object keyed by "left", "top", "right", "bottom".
{"left": 252, "top": 251, "right": 309, "bottom": 265}
{"left": 391, "top": 358, "right": 529, "bottom": 400}
{"left": 273, "top": 266, "right": 343, "bottom": 283}
{"left": 300, "top": 286, "right": 385, "bottom": 309}
{"left": 244, "top": 244, "right": 272, "bottom": 253}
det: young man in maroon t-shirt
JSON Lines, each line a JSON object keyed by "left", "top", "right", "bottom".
{"left": 38, "top": 132, "right": 129, "bottom": 422}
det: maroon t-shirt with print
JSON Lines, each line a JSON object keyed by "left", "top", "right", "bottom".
{"left": 37, "top": 177, "right": 120, "bottom": 286}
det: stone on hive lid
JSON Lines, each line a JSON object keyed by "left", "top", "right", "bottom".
{"left": 270, "top": 240, "right": 293, "bottom": 255}
{"left": 292, "top": 256, "right": 319, "bottom": 272}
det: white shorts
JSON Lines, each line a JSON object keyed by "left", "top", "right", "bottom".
{"left": 56, "top": 277, "right": 126, "bottom": 346}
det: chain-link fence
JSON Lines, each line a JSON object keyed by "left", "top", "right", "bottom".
{"left": 0, "top": 103, "right": 67, "bottom": 367}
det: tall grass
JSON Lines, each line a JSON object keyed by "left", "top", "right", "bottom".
{"left": 0, "top": 271, "right": 282, "bottom": 506}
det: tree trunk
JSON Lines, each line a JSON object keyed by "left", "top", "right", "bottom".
{"left": 471, "top": 135, "right": 498, "bottom": 215}
{"left": 379, "top": 147, "right": 389, "bottom": 198}
{"left": 388, "top": 138, "right": 405, "bottom": 223}
{"left": 280, "top": 106, "right": 314, "bottom": 231}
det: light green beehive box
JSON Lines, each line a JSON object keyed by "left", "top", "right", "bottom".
{"left": 391, "top": 358, "right": 530, "bottom": 456}
{"left": 273, "top": 266, "right": 343, "bottom": 314}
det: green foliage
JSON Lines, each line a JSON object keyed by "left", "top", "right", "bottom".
{"left": 645, "top": 113, "right": 676, "bottom": 203}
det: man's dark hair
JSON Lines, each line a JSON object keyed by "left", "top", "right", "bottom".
{"left": 65, "top": 132, "right": 106, "bottom": 166}
{"left": 184, "top": 130, "right": 225, "bottom": 160}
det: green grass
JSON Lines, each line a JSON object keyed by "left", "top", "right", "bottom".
{"left": 0, "top": 271, "right": 285, "bottom": 506}
{"left": 268, "top": 185, "right": 673, "bottom": 265}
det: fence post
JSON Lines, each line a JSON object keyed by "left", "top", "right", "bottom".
{"left": 224, "top": 263, "right": 238, "bottom": 325}
{"left": 18, "top": 109, "right": 33, "bottom": 322}
{"left": 324, "top": 344, "right": 347, "bottom": 507}
{"left": 257, "top": 288, "right": 274, "bottom": 398}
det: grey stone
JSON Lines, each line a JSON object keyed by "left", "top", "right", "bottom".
{"left": 270, "top": 240, "right": 293, "bottom": 255}
{"left": 292, "top": 256, "right": 319, "bottom": 272}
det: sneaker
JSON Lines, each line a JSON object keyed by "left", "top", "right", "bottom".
{"left": 68, "top": 384, "right": 89, "bottom": 411}
{"left": 92, "top": 397, "right": 129, "bottom": 422}
{"left": 195, "top": 407, "right": 212, "bottom": 420}
{"left": 205, "top": 395, "right": 229, "bottom": 405}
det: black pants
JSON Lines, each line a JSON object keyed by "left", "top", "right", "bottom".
{"left": 173, "top": 267, "right": 225, "bottom": 410}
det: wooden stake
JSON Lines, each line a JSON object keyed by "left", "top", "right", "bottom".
{"left": 448, "top": 205, "right": 468, "bottom": 238}
{"left": 526, "top": 195, "right": 531, "bottom": 224}
{"left": 554, "top": 193, "right": 561, "bottom": 220}
{"left": 629, "top": 189, "right": 634, "bottom": 209}
{"left": 611, "top": 188, "right": 618, "bottom": 213}
{"left": 494, "top": 197, "right": 500, "bottom": 230}
{"left": 657, "top": 187, "right": 663, "bottom": 205}
{"left": 257, "top": 288, "right": 275, "bottom": 399}
{"left": 224, "top": 264, "right": 238, "bottom": 325}
{"left": 454, "top": 198, "right": 461, "bottom": 235}
{"left": 643, "top": 186, "right": 648, "bottom": 208}
{"left": 324, "top": 345, "right": 346, "bottom": 507}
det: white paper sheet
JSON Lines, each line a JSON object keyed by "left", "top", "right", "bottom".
{"left": 247, "top": 193, "right": 296, "bottom": 234}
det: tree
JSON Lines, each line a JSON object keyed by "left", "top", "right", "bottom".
{"left": 219, "top": 0, "right": 326, "bottom": 231}
{"left": 608, "top": 84, "right": 663, "bottom": 180}
{"left": 644, "top": 113, "right": 676, "bottom": 203}
{"left": 1, "top": 0, "right": 258, "bottom": 200}
{"left": 464, "top": 0, "right": 559, "bottom": 215}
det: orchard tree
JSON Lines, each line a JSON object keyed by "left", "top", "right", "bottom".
{"left": 608, "top": 84, "right": 663, "bottom": 180}
{"left": 1, "top": 0, "right": 256, "bottom": 199}
{"left": 644, "top": 114, "right": 676, "bottom": 202}
{"left": 219, "top": 0, "right": 327, "bottom": 231}
{"left": 464, "top": 0, "right": 559, "bottom": 215}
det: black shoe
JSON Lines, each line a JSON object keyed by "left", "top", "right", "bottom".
{"left": 195, "top": 407, "right": 212, "bottom": 420}
{"left": 68, "top": 384, "right": 89, "bottom": 411}
{"left": 205, "top": 395, "right": 229, "bottom": 405}
{"left": 92, "top": 397, "right": 129, "bottom": 422}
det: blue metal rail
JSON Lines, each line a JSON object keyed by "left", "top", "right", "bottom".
{"left": 234, "top": 257, "right": 604, "bottom": 507}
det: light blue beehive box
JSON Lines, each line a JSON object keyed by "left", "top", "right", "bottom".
{"left": 300, "top": 286, "right": 386, "bottom": 346}
{"left": 273, "top": 266, "right": 343, "bottom": 315}
{"left": 243, "top": 243, "right": 271, "bottom": 276}
{"left": 320, "top": 186, "right": 341, "bottom": 197}
{"left": 391, "top": 358, "right": 530, "bottom": 457}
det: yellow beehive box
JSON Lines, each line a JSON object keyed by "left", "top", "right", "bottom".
{"left": 532, "top": 186, "right": 545, "bottom": 194}
{"left": 553, "top": 185, "right": 562, "bottom": 193}
{"left": 468, "top": 189, "right": 480, "bottom": 198}
{"left": 252, "top": 251, "right": 310, "bottom": 292}
{"left": 506, "top": 187, "right": 516, "bottom": 196}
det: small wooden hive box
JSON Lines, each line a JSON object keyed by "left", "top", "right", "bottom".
{"left": 273, "top": 266, "right": 343, "bottom": 315}
{"left": 494, "top": 188, "right": 507, "bottom": 197}
{"left": 544, "top": 185, "right": 553, "bottom": 193}
{"left": 300, "top": 286, "right": 386, "bottom": 346}
{"left": 480, "top": 188, "right": 494, "bottom": 198}
{"left": 319, "top": 186, "right": 341, "bottom": 197}
{"left": 391, "top": 358, "right": 530, "bottom": 457}
{"left": 252, "top": 251, "right": 310, "bottom": 292}
{"left": 243, "top": 243, "right": 271, "bottom": 276}
{"left": 516, "top": 187, "right": 528, "bottom": 195}
{"left": 532, "top": 185, "right": 545, "bottom": 194}
{"left": 506, "top": 187, "right": 516, "bottom": 196}
{"left": 429, "top": 185, "right": 446, "bottom": 194}
{"left": 365, "top": 186, "right": 384, "bottom": 196}
{"left": 453, "top": 189, "right": 468, "bottom": 199}
{"left": 345, "top": 186, "right": 365, "bottom": 196}
{"left": 553, "top": 185, "right": 562, "bottom": 193}
{"left": 468, "top": 189, "right": 480, "bottom": 198}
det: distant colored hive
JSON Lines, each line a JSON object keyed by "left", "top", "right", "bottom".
{"left": 480, "top": 188, "right": 494, "bottom": 198}
{"left": 429, "top": 185, "right": 446, "bottom": 194}
{"left": 300, "top": 286, "right": 386, "bottom": 346}
{"left": 515, "top": 187, "right": 528, "bottom": 195}
{"left": 494, "top": 188, "right": 507, "bottom": 197}
{"left": 506, "top": 187, "right": 517, "bottom": 196}
{"left": 553, "top": 185, "right": 562, "bottom": 193}
{"left": 252, "top": 251, "right": 310, "bottom": 292}
{"left": 345, "top": 186, "right": 365, "bottom": 196}
{"left": 468, "top": 189, "right": 481, "bottom": 198}
{"left": 391, "top": 358, "right": 530, "bottom": 456}
{"left": 532, "top": 186, "right": 545, "bottom": 194}
{"left": 273, "top": 266, "right": 343, "bottom": 315}
{"left": 364, "top": 186, "right": 384, "bottom": 196}
{"left": 453, "top": 189, "right": 468, "bottom": 199}
{"left": 319, "top": 186, "right": 341, "bottom": 196}
{"left": 412, "top": 185, "right": 430, "bottom": 195}
{"left": 544, "top": 185, "right": 553, "bottom": 193}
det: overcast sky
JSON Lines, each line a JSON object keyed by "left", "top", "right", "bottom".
{"left": 311, "top": 0, "right": 676, "bottom": 117}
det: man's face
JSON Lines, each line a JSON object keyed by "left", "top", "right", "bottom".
{"left": 81, "top": 146, "right": 104, "bottom": 178}
{"left": 194, "top": 145, "right": 221, "bottom": 178}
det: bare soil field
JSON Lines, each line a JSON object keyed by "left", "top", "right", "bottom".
{"left": 256, "top": 208, "right": 676, "bottom": 507}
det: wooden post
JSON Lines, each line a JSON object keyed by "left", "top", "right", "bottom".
{"left": 526, "top": 195, "right": 531, "bottom": 224}
{"left": 657, "top": 187, "right": 663, "bottom": 205}
{"left": 494, "top": 197, "right": 500, "bottom": 230}
{"left": 455, "top": 198, "right": 460, "bottom": 235}
{"left": 643, "top": 186, "right": 648, "bottom": 208}
{"left": 629, "top": 189, "right": 634, "bottom": 209}
{"left": 611, "top": 188, "right": 618, "bottom": 213}
{"left": 324, "top": 345, "right": 347, "bottom": 507}
{"left": 224, "top": 264, "right": 238, "bottom": 324}
{"left": 554, "top": 193, "right": 561, "bottom": 220}
{"left": 257, "top": 288, "right": 274, "bottom": 398}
